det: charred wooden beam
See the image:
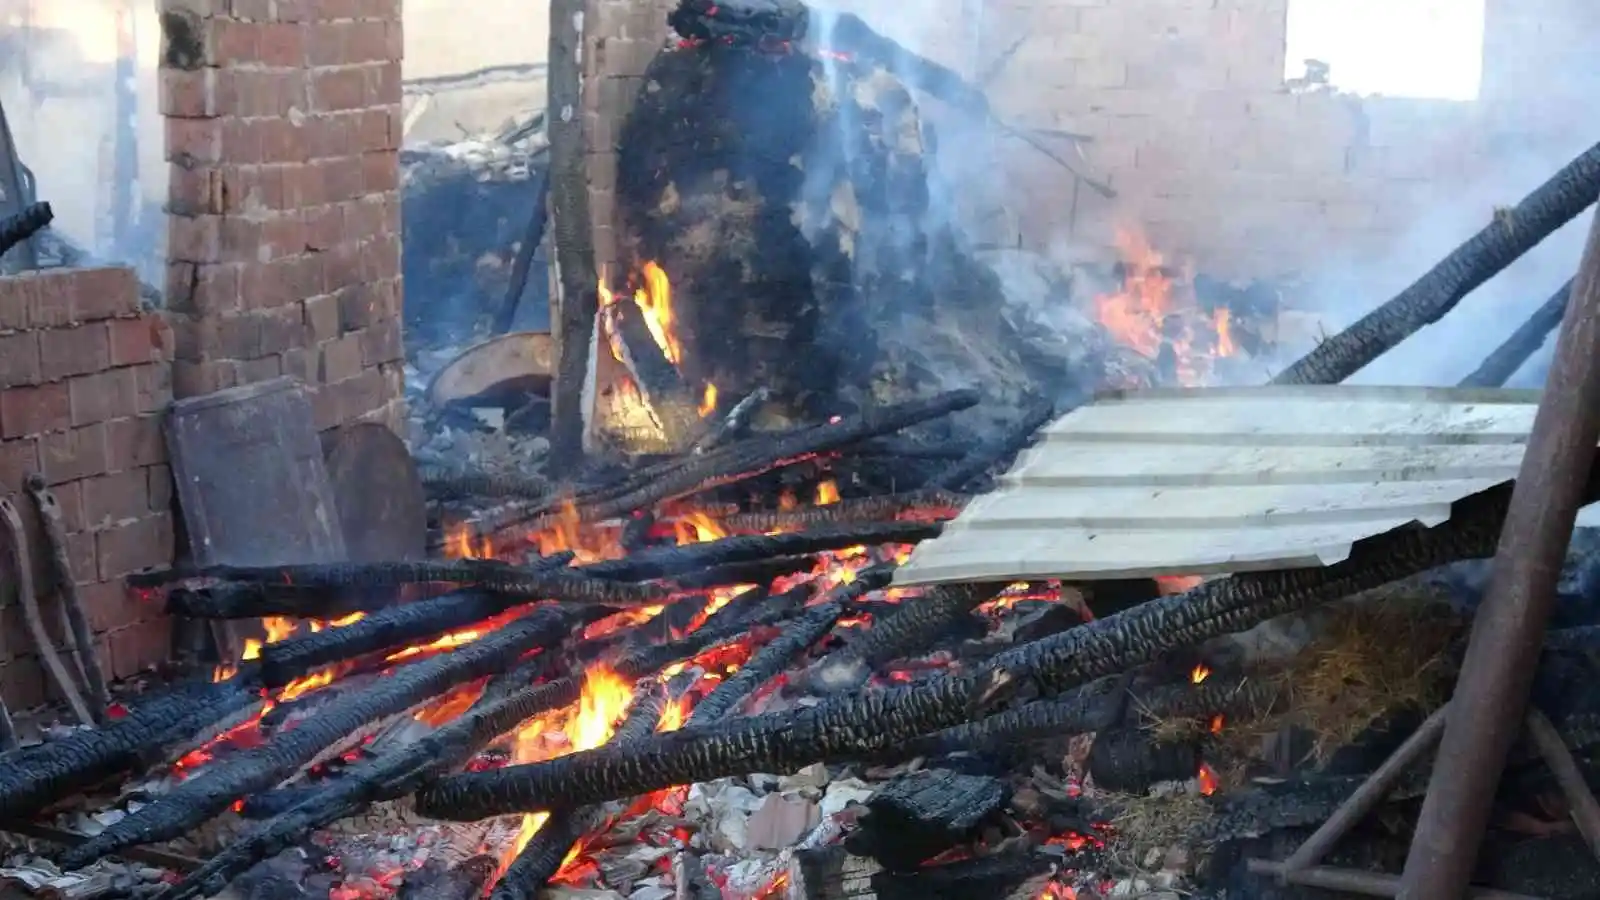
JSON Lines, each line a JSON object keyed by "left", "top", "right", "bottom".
{"left": 58, "top": 609, "right": 571, "bottom": 870}
{"left": 165, "top": 583, "right": 366, "bottom": 620}
{"left": 843, "top": 768, "right": 1010, "bottom": 871}
{"left": 257, "top": 591, "right": 567, "bottom": 688}
{"left": 406, "top": 470, "right": 1568, "bottom": 814}
{"left": 0, "top": 202, "right": 53, "bottom": 259}
{"left": 24, "top": 476, "right": 111, "bottom": 722}
{"left": 422, "top": 470, "right": 555, "bottom": 503}
{"left": 0, "top": 678, "right": 256, "bottom": 821}
{"left": 1273, "top": 142, "right": 1600, "bottom": 385}
{"left": 545, "top": 0, "right": 598, "bottom": 473}
{"left": 809, "top": 581, "right": 999, "bottom": 692}
{"left": 667, "top": 555, "right": 818, "bottom": 591}
{"left": 1458, "top": 278, "right": 1573, "bottom": 388}
{"left": 690, "top": 386, "right": 769, "bottom": 453}
{"left": 525, "top": 389, "right": 980, "bottom": 526}
{"left": 580, "top": 521, "right": 937, "bottom": 582}
{"left": 186, "top": 560, "right": 661, "bottom": 606}
{"left": 928, "top": 397, "right": 1054, "bottom": 491}
{"left": 789, "top": 846, "right": 1052, "bottom": 900}
{"left": 720, "top": 489, "right": 966, "bottom": 533}
{"left": 601, "top": 296, "right": 702, "bottom": 451}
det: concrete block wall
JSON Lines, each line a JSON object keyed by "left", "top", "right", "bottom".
{"left": 0, "top": 267, "right": 176, "bottom": 708}
{"left": 158, "top": 0, "right": 407, "bottom": 433}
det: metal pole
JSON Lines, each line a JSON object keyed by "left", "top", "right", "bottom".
{"left": 1397, "top": 195, "right": 1600, "bottom": 898}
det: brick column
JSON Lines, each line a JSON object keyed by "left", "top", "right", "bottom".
{"left": 158, "top": 0, "right": 406, "bottom": 434}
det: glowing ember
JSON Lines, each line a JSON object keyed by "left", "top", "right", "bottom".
{"left": 1197, "top": 762, "right": 1220, "bottom": 796}
{"left": 1155, "top": 574, "right": 1203, "bottom": 595}
{"left": 1036, "top": 882, "right": 1077, "bottom": 899}
{"left": 1190, "top": 663, "right": 1210, "bottom": 684}
{"left": 699, "top": 382, "right": 718, "bottom": 417}
{"left": 1092, "top": 227, "right": 1236, "bottom": 386}
{"left": 815, "top": 479, "right": 839, "bottom": 505}
{"left": 1209, "top": 713, "right": 1225, "bottom": 734}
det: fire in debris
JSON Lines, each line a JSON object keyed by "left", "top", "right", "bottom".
{"left": 1093, "top": 227, "right": 1237, "bottom": 386}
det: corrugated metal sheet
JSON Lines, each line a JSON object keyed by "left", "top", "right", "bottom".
{"left": 892, "top": 386, "right": 1545, "bottom": 588}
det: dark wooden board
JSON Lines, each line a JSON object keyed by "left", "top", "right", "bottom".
{"left": 165, "top": 377, "right": 347, "bottom": 568}
{"left": 325, "top": 422, "right": 426, "bottom": 562}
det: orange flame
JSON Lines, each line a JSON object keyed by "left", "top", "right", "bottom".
{"left": 699, "top": 382, "right": 718, "bottom": 418}
{"left": 444, "top": 523, "right": 493, "bottom": 560}
{"left": 1198, "top": 762, "right": 1219, "bottom": 796}
{"left": 1190, "top": 663, "right": 1211, "bottom": 684}
{"left": 1092, "top": 227, "right": 1236, "bottom": 386}
{"left": 815, "top": 479, "right": 840, "bottom": 505}
{"left": 598, "top": 261, "right": 682, "bottom": 366}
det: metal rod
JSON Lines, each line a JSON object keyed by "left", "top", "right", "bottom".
{"left": 1281, "top": 703, "right": 1449, "bottom": 874}
{"left": 1398, "top": 196, "right": 1600, "bottom": 899}
{"left": 1247, "top": 860, "right": 1542, "bottom": 900}
{"left": 1525, "top": 708, "right": 1600, "bottom": 861}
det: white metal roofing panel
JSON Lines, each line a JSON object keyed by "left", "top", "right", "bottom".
{"left": 892, "top": 386, "right": 1543, "bottom": 588}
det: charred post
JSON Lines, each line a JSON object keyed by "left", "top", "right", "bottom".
{"left": 843, "top": 768, "right": 1010, "bottom": 871}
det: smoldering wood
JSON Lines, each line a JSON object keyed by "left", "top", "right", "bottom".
{"left": 686, "top": 588, "right": 854, "bottom": 723}
{"left": 406, "top": 470, "right": 1580, "bottom": 815}
{"left": 842, "top": 768, "right": 1010, "bottom": 871}
{"left": 491, "top": 681, "right": 665, "bottom": 900}
{"left": 0, "top": 678, "right": 257, "bottom": 821}
{"left": 928, "top": 398, "right": 1054, "bottom": 492}
{"left": 422, "top": 470, "right": 555, "bottom": 503}
{"left": 58, "top": 610, "right": 571, "bottom": 870}
{"left": 1458, "top": 278, "right": 1574, "bottom": 388}
{"left": 1086, "top": 728, "right": 1202, "bottom": 794}
{"left": 544, "top": 0, "right": 597, "bottom": 473}
{"left": 789, "top": 846, "right": 1052, "bottom": 900}
{"left": 690, "top": 386, "right": 769, "bottom": 453}
{"left": 0, "top": 497, "right": 94, "bottom": 727}
{"left": 256, "top": 592, "right": 570, "bottom": 688}
{"left": 602, "top": 297, "right": 703, "bottom": 450}
{"left": 23, "top": 475, "right": 111, "bottom": 721}
{"left": 720, "top": 488, "right": 966, "bottom": 532}
{"left": 667, "top": 554, "right": 819, "bottom": 591}
{"left": 158, "top": 560, "right": 667, "bottom": 607}
{"left": 808, "top": 582, "right": 999, "bottom": 692}
{"left": 620, "top": 509, "right": 656, "bottom": 553}
{"left": 399, "top": 856, "right": 499, "bottom": 900}
{"left": 523, "top": 390, "right": 981, "bottom": 528}
{"left": 578, "top": 521, "right": 938, "bottom": 581}
{"left": 1273, "top": 141, "right": 1600, "bottom": 385}
{"left": 165, "top": 583, "right": 365, "bottom": 620}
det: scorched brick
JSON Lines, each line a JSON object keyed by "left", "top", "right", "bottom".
{"left": 67, "top": 267, "right": 141, "bottom": 322}
{"left": 82, "top": 470, "right": 151, "bottom": 529}
{"left": 105, "top": 417, "right": 167, "bottom": 470}
{"left": 96, "top": 513, "right": 175, "bottom": 581}
{"left": 1, "top": 383, "right": 72, "bottom": 438}
{"left": 39, "top": 325, "right": 113, "bottom": 381}
{"left": 0, "top": 332, "right": 41, "bottom": 387}
{"left": 38, "top": 423, "right": 110, "bottom": 483}
{"left": 68, "top": 368, "right": 139, "bottom": 426}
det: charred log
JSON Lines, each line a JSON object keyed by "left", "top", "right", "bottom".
{"left": 667, "top": 555, "right": 818, "bottom": 591}
{"left": 58, "top": 609, "right": 569, "bottom": 870}
{"left": 205, "top": 560, "right": 661, "bottom": 606}
{"left": 165, "top": 583, "right": 367, "bottom": 620}
{"left": 1458, "top": 278, "right": 1573, "bottom": 388}
{"left": 928, "top": 397, "right": 1054, "bottom": 491}
{"left": 0, "top": 202, "right": 53, "bottom": 259}
{"left": 809, "top": 581, "right": 999, "bottom": 692}
{"left": 422, "top": 471, "right": 555, "bottom": 503}
{"left": 843, "top": 768, "right": 1010, "bottom": 871}
{"left": 1273, "top": 141, "right": 1600, "bottom": 385}
{"left": 602, "top": 296, "right": 702, "bottom": 450}
{"left": 789, "top": 847, "right": 1051, "bottom": 900}
{"left": 579, "top": 521, "right": 937, "bottom": 581}
{"left": 399, "top": 856, "right": 499, "bottom": 900}
{"left": 407, "top": 471, "right": 1568, "bottom": 814}
{"left": 690, "top": 386, "right": 770, "bottom": 453}
{"left": 0, "top": 679, "right": 256, "bottom": 821}
{"left": 721, "top": 489, "right": 966, "bottom": 532}
{"left": 620, "top": 510, "right": 656, "bottom": 553}
{"left": 1086, "top": 728, "right": 1202, "bottom": 793}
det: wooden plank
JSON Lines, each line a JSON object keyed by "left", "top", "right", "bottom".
{"left": 1043, "top": 397, "right": 1537, "bottom": 446}
{"left": 1003, "top": 442, "right": 1527, "bottom": 488}
{"left": 953, "top": 477, "right": 1506, "bottom": 530}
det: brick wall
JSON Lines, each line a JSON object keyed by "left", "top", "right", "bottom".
{"left": 0, "top": 267, "right": 176, "bottom": 709}
{"left": 158, "top": 0, "right": 407, "bottom": 433}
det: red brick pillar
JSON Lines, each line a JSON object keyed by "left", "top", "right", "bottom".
{"left": 158, "top": 0, "right": 406, "bottom": 433}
